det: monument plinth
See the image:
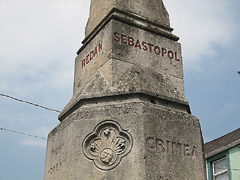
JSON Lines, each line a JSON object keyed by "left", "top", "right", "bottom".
{"left": 44, "top": 0, "right": 206, "bottom": 179}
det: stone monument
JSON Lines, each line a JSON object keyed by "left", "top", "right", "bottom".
{"left": 44, "top": 0, "right": 207, "bottom": 179}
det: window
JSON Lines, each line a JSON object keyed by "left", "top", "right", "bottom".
{"left": 212, "top": 157, "right": 229, "bottom": 180}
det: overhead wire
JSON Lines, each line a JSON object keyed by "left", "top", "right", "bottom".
{"left": 0, "top": 127, "right": 46, "bottom": 140}
{"left": 0, "top": 93, "right": 61, "bottom": 113}
{"left": 0, "top": 93, "right": 59, "bottom": 140}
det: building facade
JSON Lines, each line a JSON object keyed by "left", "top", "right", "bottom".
{"left": 205, "top": 128, "right": 240, "bottom": 180}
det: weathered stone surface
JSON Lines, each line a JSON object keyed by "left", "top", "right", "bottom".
{"left": 44, "top": 100, "right": 205, "bottom": 180}
{"left": 68, "top": 19, "right": 186, "bottom": 119}
{"left": 75, "top": 20, "right": 183, "bottom": 90}
{"left": 44, "top": 0, "right": 206, "bottom": 179}
{"left": 85, "top": 0, "right": 170, "bottom": 38}
{"left": 62, "top": 18, "right": 186, "bottom": 120}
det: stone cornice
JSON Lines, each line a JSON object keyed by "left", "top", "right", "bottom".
{"left": 77, "top": 8, "right": 179, "bottom": 55}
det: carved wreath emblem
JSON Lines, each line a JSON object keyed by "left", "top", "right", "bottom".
{"left": 82, "top": 120, "right": 133, "bottom": 170}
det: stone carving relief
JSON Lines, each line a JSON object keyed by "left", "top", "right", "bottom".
{"left": 83, "top": 120, "right": 133, "bottom": 170}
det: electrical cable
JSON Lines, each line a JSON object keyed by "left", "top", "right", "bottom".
{"left": 0, "top": 127, "right": 46, "bottom": 140}
{"left": 0, "top": 93, "right": 61, "bottom": 113}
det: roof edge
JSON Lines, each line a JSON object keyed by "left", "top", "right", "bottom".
{"left": 205, "top": 139, "right": 240, "bottom": 159}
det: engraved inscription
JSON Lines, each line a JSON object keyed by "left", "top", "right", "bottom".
{"left": 51, "top": 143, "right": 64, "bottom": 156}
{"left": 113, "top": 32, "right": 180, "bottom": 62}
{"left": 82, "top": 41, "right": 103, "bottom": 69}
{"left": 48, "top": 159, "right": 65, "bottom": 175}
{"left": 83, "top": 120, "right": 133, "bottom": 170}
{"left": 146, "top": 137, "right": 198, "bottom": 158}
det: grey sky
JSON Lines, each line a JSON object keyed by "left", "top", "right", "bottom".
{"left": 0, "top": 0, "right": 239, "bottom": 179}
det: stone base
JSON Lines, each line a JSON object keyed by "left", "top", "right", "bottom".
{"left": 44, "top": 97, "right": 206, "bottom": 180}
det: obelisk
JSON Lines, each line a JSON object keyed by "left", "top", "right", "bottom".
{"left": 44, "top": 0, "right": 207, "bottom": 179}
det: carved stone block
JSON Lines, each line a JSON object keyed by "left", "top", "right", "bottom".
{"left": 82, "top": 120, "right": 133, "bottom": 170}
{"left": 44, "top": 100, "right": 206, "bottom": 180}
{"left": 44, "top": 0, "right": 206, "bottom": 179}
